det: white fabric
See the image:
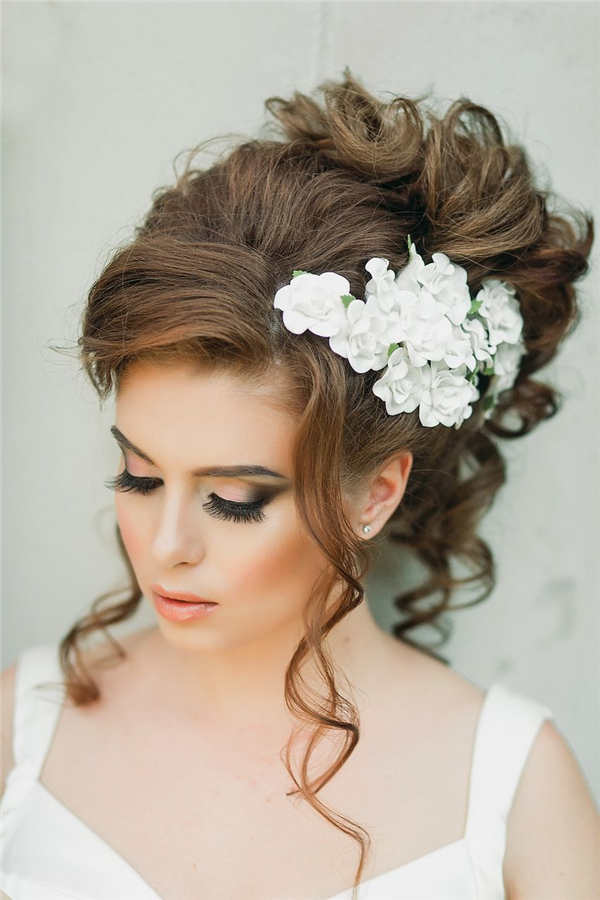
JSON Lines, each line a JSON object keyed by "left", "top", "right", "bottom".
{"left": 1, "top": 642, "right": 553, "bottom": 899}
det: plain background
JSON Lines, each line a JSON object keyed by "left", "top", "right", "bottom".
{"left": 2, "top": 2, "right": 599, "bottom": 803}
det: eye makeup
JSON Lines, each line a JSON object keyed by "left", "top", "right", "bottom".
{"left": 104, "top": 469, "right": 270, "bottom": 524}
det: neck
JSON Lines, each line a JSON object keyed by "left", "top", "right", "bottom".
{"left": 141, "top": 593, "right": 396, "bottom": 741}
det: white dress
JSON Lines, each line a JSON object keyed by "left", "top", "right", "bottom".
{"left": 1, "top": 642, "right": 553, "bottom": 899}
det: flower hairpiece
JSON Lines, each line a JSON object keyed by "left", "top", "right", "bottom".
{"left": 273, "top": 237, "right": 525, "bottom": 428}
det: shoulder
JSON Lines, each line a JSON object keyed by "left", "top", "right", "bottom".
{"left": 387, "top": 636, "right": 486, "bottom": 709}
{"left": 379, "top": 636, "right": 486, "bottom": 751}
{"left": 67, "top": 626, "right": 160, "bottom": 711}
{"left": 503, "top": 716, "right": 600, "bottom": 899}
{"left": 0, "top": 628, "right": 152, "bottom": 787}
{"left": 1, "top": 661, "right": 18, "bottom": 796}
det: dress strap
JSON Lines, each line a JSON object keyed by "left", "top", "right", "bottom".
{"left": 12, "top": 642, "right": 66, "bottom": 783}
{"left": 464, "top": 681, "right": 554, "bottom": 896}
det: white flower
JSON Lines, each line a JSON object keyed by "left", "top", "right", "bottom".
{"left": 394, "top": 242, "right": 426, "bottom": 294}
{"left": 274, "top": 271, "right": 350, "bottom": 337}
{"left": 416, "top": 252, "right": 472, "bottom": 326}
{"left": 462, "top": 316, "right": 496, "bottom": 368}
{"left": 491, "top": 339, "right": 526, "bottom": 393}
{"left": 394, "top": 289, "right": 454, "bottom": 367}
{"left": 372, "top": 346, "right": 429, "bottom": 415}
{"left": 418, "top": 361, "right": 480, "bottom": 428}
{"left": 443, "top": 324, "right": 477, "bottom": 371}
{"left": 329, "top": 297, "right": 396, "bottom": 373}
{"left": 364, "top": 257, "right": 399, "bottom": 306}
{"left": 475, "top": 279, "right": 523, "bottom": 346}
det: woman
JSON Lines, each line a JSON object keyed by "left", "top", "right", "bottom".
{"left": 2, "top": 69, "right": 599, "bottom": 900}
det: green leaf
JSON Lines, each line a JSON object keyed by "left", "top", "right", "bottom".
{"left": 468, "top": 298, "right": 483, "bottom": 316}
{"left": 407, "top": 234, "right": 412, "bottom": 253}
{"left": 340, "top": 294, "right": 355, "bottom": 308}
{"left": 292, "top": 269, "right": 308, "bottom": 278}
{"left": 387, "top": 342, "right": 400, "bottom": 358}
{"left": 483, "top": 394, "right": 496, "bottom": 412}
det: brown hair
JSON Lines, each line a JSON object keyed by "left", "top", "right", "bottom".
{"left": 51, "top": 68, "right": 593, "bottom": 897}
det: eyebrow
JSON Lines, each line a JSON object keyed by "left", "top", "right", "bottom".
{"left": 110, "top": 426, "right": 290, "bottom": 482}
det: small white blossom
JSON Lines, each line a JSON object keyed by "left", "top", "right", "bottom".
{"left": 475, "top": 279, "right": 524, "bottom": 346}
{"left": 274, "top": 271, "right": 350, "bottom": 337}
{"left": 372, "top": 346, "right": 428, "bottom": 415}
{"left": 418, "top": 361, "right": 480, "bottom": 428}
{"left": 395, "top": 289, "right": 454, "bottom": 367}
{"left": 394, "top": 242, "right": 426, "bottom": 294}
{"left": 364, "top": 257, "right": 399, "bottom": 306}
{"left": 443, "top": 324, "right": 477, "bottom": 371}
{"left": 491, "top": 339, "right": 526, "bottom": 393}
{"left": 417, "top": 252, "right": 472, "bottom": 326}
{"left": 329, "top": 298, "right": 396, "bottom": 373}
{"left": 462, "top": 316, "right": 496, "bottom": 368}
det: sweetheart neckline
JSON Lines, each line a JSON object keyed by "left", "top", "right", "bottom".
{"left": 33, "top": 779, "right": 469, "bottom": 900}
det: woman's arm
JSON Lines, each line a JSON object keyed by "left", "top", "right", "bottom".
{"left": 503, "top": 719, "right": 600, "bottom": 899}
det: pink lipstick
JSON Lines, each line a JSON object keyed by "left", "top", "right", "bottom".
{"left": 150, "top": 585, "right": 219, "bottom": 623}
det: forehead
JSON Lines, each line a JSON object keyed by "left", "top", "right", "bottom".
{"left": 115, "top": 363, "right": 297, "bottom": 473}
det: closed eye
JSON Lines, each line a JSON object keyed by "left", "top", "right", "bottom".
{"left": 104, "top": 469, "right": 267, "bottom": 524}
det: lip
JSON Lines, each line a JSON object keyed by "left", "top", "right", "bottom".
{"left": 152, "top": 591, "right": 219, "bottom": 623}
{"left": 150, "top": 583, "right": 217, "bottom": 604}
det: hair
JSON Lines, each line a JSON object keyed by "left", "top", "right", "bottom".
{"left": 49, "top": 67, "right": 593, "bottom": 898}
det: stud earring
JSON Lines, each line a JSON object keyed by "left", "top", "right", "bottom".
{"left": 362, "top": 524, "right": 372, "bottom": 534}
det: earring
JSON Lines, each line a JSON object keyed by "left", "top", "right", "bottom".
{"left": 362, "top": 524, "right": 372, "bottom": 534}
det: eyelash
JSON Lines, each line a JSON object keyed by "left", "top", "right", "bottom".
{"left": 104, "top": 469, "right": 267, "bottom": 524}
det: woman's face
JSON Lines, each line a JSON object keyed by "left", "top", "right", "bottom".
{"left": 112, "top": 362, "right": 334, "bottom": 655}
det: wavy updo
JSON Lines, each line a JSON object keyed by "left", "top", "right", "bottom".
{"left": 53, "top": 68, "right": 594, "bottom": 898}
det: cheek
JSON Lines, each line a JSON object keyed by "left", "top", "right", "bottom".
{"left": 229, "top": 518, "right": 326, "bottom": 605}
{"left": 115, "top": 499, "right": 146, "bottom": 563}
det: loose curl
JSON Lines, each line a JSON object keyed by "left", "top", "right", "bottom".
{"left": 49, "top": 67, "right": 593, "bottom": 899}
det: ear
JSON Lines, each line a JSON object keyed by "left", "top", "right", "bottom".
{"left": 355, "top": 451, "right": 413, "bottom": 538}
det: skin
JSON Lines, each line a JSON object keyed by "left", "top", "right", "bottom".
{"left": 112, "top": 361, "right": 413, "bottom": 737}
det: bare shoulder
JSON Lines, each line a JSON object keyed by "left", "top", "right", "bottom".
{"left": 1, "top": 661, "right": 18, "bottom": 796}
{"left": 375, "top": 634, "right": 487, "bottom": 754}
{"left": 63, "top": 627, "right": 158, "bottom": 717}
{"left": 1, "top": 628, "right": 151, "bottom": 781}
{"left": 503, "top": 717, "right": 600, "bottom": 899}
{"left": 385, "top": 634, "right": 486, "bottom": 709}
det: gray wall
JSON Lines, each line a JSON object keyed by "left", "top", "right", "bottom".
{"left": 3, "top": 2, "right": 598, "bottom": 801}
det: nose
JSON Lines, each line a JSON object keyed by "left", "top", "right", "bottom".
{"left": 151, "top": 488, "right": 206, "bottom": 568}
